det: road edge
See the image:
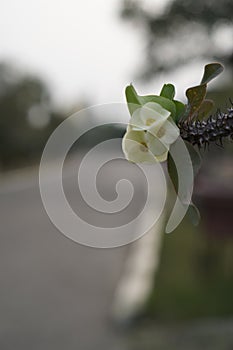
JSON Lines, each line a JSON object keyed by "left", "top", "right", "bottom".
{"left": 111, "top": 212, "right": 165, "bottom": 325}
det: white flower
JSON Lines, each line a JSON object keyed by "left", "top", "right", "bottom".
{"left": 122, "top": 102, "right": 180, "bottom": 163}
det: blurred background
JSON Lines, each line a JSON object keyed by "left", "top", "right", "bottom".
{"left": 0, "top": 0, "right": 233, "bottom": 349}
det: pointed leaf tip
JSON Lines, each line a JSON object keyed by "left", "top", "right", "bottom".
{"left": 201, "top": 63, "right": 224, "bottom": 85}
{"left": 125, "top": 84, "right": 141, "bottom": 115}
{"left": 187, "top": 203, "right": 201, "bottom": 226}
{"left": 160, "top": 84, "right": 175, "bottom": 100}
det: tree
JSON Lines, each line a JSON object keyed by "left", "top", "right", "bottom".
{"left": 121, "top": 0, "right": 233, "bottom": 80}
{"left": 0, "top": 63, "right": 64, "bottom": 169}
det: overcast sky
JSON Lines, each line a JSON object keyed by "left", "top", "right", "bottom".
{"left": 0, "top": 0, "right": 144, "bottom": 107}
{"left": 1, "top": 0, "right": 227, "bottom": 110}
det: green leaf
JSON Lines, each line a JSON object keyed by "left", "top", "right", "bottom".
{"left": 167, "top": 141, "right": 202, "bottom": 194}
{"left": 160, "top": 83, "right": 175, "bottom": 100}
{"left": 167, "top": 152, "right": 178, "bottom": 194}
{"left": 185, "top": 84, "right": 207, "bottom": 120}
{"left": 184, "top": 141, "right": 202, "bottom": 177}
{"left": 139, "top": 95, "right": 176, "bottom": 120}
{"left": 201, "top": 63, "right": 224, "bottom": 85}
{"left": 187, "top": 203, "right": 201, "bottom": 226}
{"left": 125, "top": 84, "right": 141, "bottom": 115}
{"left": 125, "top": 84, "right": 176, "bottom": 119}
{"left": 197, "top": 99, "right": 214, "bottom": 120}
{"left": 174, "top": 100, "right": 185, "bottom": 122}
{"left": 167, "top": 142, "right": 201, "bottom": 228}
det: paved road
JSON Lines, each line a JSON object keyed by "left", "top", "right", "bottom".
{"left": 0, "top": 152, "right": 143, "bottom": 350}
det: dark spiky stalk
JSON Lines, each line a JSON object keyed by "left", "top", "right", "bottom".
{"left": 179, "top": 107, "right": 233, "bottom": 148}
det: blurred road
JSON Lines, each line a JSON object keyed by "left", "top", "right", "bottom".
{"left": 0, "top": 156, "right": 135, "bottom": 350}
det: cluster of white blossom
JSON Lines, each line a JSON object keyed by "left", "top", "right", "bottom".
{"left": 122, "top": 102, "right": 180, "bottom": 163}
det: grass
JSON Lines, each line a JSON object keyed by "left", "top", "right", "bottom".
{"left": 146, "top": 218, "right": 233, "bottom": 321}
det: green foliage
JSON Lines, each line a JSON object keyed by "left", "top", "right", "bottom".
{"left": 187, "top": 203, "right": 201, "bottom": 227}
{"left": 201, "top": 63, "right": 224, "bottom": 85}
{"left": 167, "top": 142, "right": 201, "bottom": 227}
{"left": 126, "top": 63, "right": 224, "bottom": 125}
{"left": 124, "top": 63, "right": 225, "bottom": 229}
{"left": 196, "top": 99, "right": 214, "bottom": 120}
{"left": 121, "top": 0, "right": 233, "bottom": 78}
{"left": 173, "top": 100, "right": 185, "bottom": 122}
{"left": 183, "top": 63, "right": 224, "bottom": 121}
{"left": 125, "top": 84, "right": 176, "bottom": 119}
{"left": 184, "top": 141, "right": 202, "bottom": 177}
{"left": 167, "top": 152, "right": 178, "bottom": 194}
{"left": 185, "top": 84, "right": 207, "bottom": 120}
{"left": 0, "top": 63, "right": 64, "bottom": 169}
{"left": 147, "top": 218, "right": 233, "bottom": 320}
{"left": 160, "top": 84, "right": 175, "bottom": 100}
{"left": 125, "top": 83, "right": 185, "bottom": 123}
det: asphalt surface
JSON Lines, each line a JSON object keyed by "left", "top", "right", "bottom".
{"left": 0, "top": 153, "right": 139, "bottom": 350}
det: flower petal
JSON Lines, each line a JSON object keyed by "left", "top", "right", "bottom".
{"left": 140, "top": 102, "right": 171, "bottom": 126}
{"left": 147, "top": 133, "right": 168, "bottom": 156}
{"left": 122, "top": 130, "right": 157, "bottom": 163}
{"left": 130, "top": 102, "right": 171, "bottom": 131}
{"left": 129, "top": 108, "right": 147, "bottom": 131}
{"left": 155, "top": 150, "right": 169, "bottom": 162}
{"left": 157, "top": 118, "right": 180, "bottom": 145}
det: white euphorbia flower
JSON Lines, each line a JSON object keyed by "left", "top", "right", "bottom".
{"left": 122, "top": 102, "right": 180, "bottom": 163}
{"left": 129, "top": 102, "right": 171, "bottom": 131}
{"left": 122, "top": 128, "right": 158, "bottom": 163}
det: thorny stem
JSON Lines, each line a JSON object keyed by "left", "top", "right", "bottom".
{"left": 179, "top": 107, "right": 233, "bottom": 148}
